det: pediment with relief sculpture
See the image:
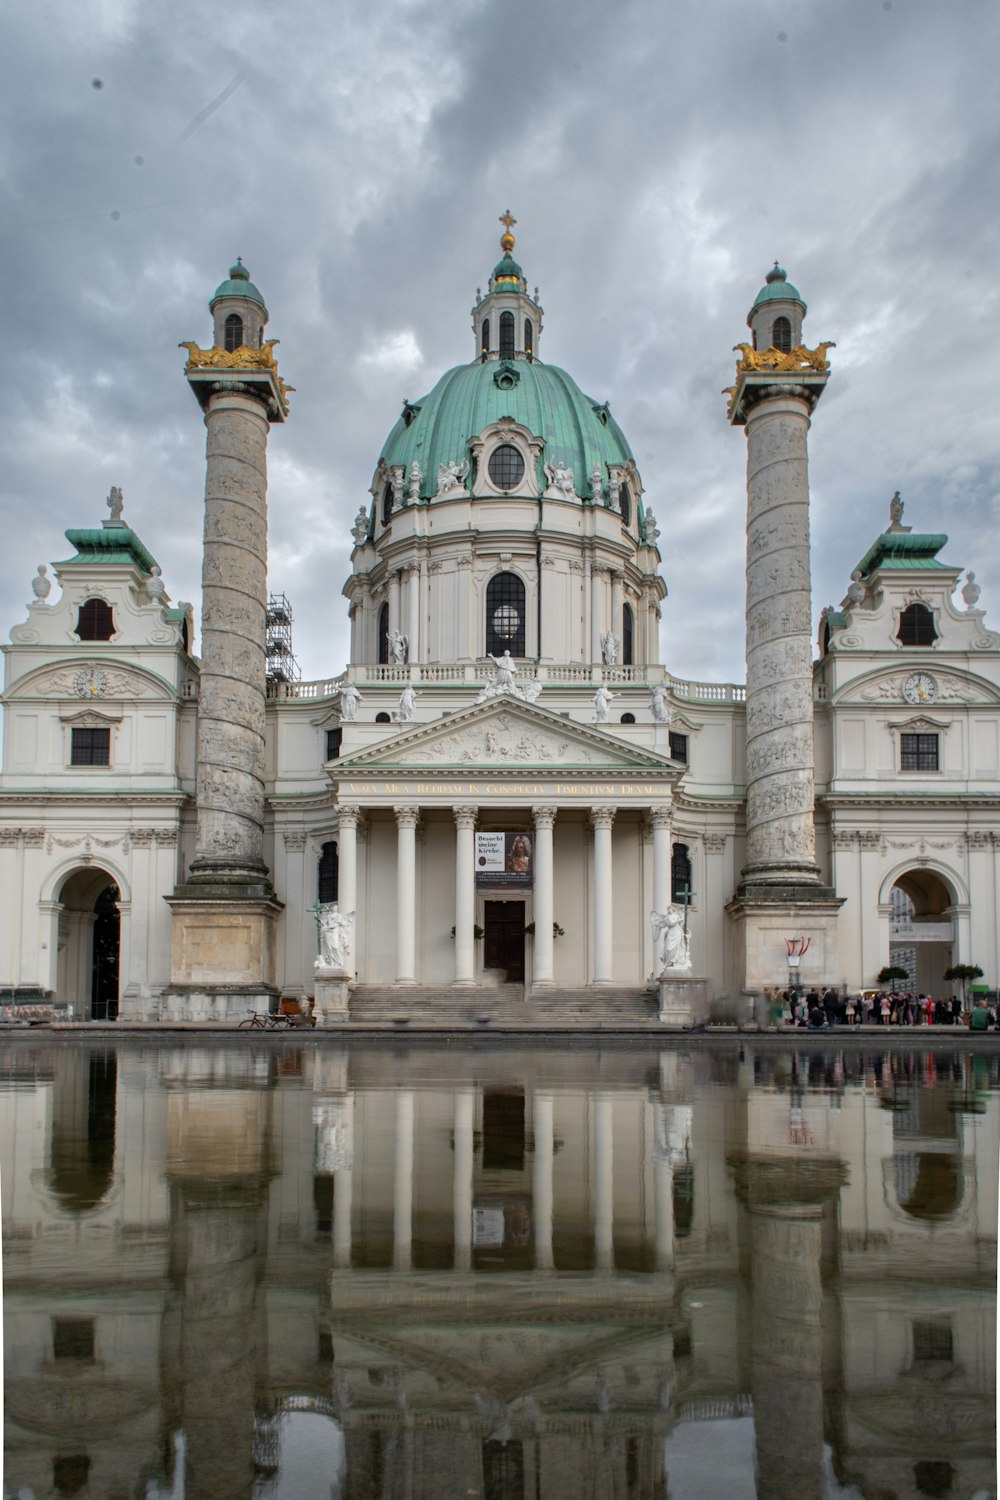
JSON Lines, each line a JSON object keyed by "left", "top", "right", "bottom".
{"left": 332, "top": 696, "right": 676, "bottom": 774}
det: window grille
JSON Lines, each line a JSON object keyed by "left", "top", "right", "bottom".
{"left": 900, "top": 733, "right": 939, "bottom": 771}
{"left": 487, "top": 444, "right": 525, "bottom": 490}
{"left": 773, "top": 316, "right": 792, "bottom": 353}
{"left": 913, "top": 1320, "right": 953, "bottom": 1362}
{"left": 898, "top": 603, "right": 937, "bottom": 646}
{"left": 318, "top": 841, "right": 339, "bottom": 903}
{"left": 224, "top": 313, "right": 244, "bottom": 351}
{"left": 486, "top": 572, "right": 526, "bottom": 657}
{"left": 76, "top": 598, "right": 114, "bottom": 641}
{"left": 325, "top": 727, "right": 342, "bottom": 761}
{"left": 481, "top": 318, "right": 490, "bottom": 355}
{"left": 622, "top": 603, "right": 634, "bottom": 665}
{"left": 71, "top": 727, "right": 111, "bottom": 766}
{"left": 671, "top": 842, "right": 692, "bottom": 902}
{"left": 669, "top": 731, "right": 689, "bottom": 764}
{"left": 499, "top": 311, "right": 515, "bottom": 357}
{"left": 377, "top": 603, "right": 389, "bottom": 664}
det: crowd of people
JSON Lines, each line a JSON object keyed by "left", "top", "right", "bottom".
{"left": 780, "top": 987, "right": 998, "bottom": 1030}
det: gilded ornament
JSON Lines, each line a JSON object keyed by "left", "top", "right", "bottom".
{"left": 731, "top": 341, "right": 836, "bottom": 375}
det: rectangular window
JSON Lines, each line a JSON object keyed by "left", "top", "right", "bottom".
{"left": 669, "top": 732, "right": 689, "bottom": 764}
{"left": 900, "top": 733, "right": 939, "bottom": 771}
{"left": 913, "top": 1320, "right": 953, "bottom": 1363}
{"left": 326, "top": 727, "right": 343, "bottom": 761}
{"left": 70, "top": 727, "right": 111, "bottom": 766}
{"left": 53, "top": 1318, "right": 94, "bottom": 1361}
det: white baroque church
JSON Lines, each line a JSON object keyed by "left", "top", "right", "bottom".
{"left": 2, "top": 227, "right": 998, "bottom": 1022}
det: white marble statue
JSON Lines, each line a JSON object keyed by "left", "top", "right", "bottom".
{"left": 643, "top": 508, "right": 661, "bottom": 546}
{"left": 845, "top": 569, "right": 865, "bottom": 606}
{"left": 593, "top": 684, "right": 615, "bottom": 723}
{"left": 649, "top": 684, "right": 672, "bottom": 724}
{"left": 488, "top": 650, "right": 517, "bottom": 691}
{"left": 316, "top": 903, "right": 354, "bottom": 972}
{"left": 437, "top": 458, "right": 468, "bottom": 493}
{"left": 544, "top": 461, "right": 575, "bottom": 497}
{"left": 889, "top": 490, "right": 904, "bottom": 527}
{"left": 393, "top": 684, "right": 418, "bottom": 722}
{"left": 608, "top": 469, "right": 621, "bottom": 510}
{"left": 962, "top": 571, "right": 981, "bottom": 609}
{"left": 391, "top": 466, "right": 405, "bottom": 507}
{"left": 601, "top": 630, "right": 619, "bottom": 666}
{"left": 337, "top": 681, "right": 362, "bottom": 722}
{"left": 146, "top": 565, "right": 166, "bottom": 602}
{"left": 31, "top": 565, "right": 51, "bottom": 601}
{"left": 590, "top": 463, "right": 604, "bottom": 504}
{"left": 106, "top": 485, "right": 124, "bottom": 524}
{"left": 522, "top": 676, "right": 543, "bottom": 703}
{"left": 651, "top": 906, "right": 692, "bottom": 974}
{"left": 389, "top": 630, "right": 408, "bottom": 664}
{"left": 408, "top": 461, "right": 422, "bottom": 504}
{"left": 351, "top": 506, "right": 369, "bottom": 544}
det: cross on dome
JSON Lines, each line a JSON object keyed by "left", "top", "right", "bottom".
{"left": 499, "top": 209, "right": 517, "bottom": 254}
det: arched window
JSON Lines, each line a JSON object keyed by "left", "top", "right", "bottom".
{"left": 622, "top": 603, "right": 634, "bottom": 666}
{"left": 375, "top": 711, "right": 391, "bottom": 724}
{"left": 619, "top": 483, "right": 632, "bottom": 527}
{"left": 486, "top": 572, "right": 526, "bottom": 658}
{"left": 318, "top": 842, "right": 339, "bottom": 904}
{"left": 481, "top": 318, "right": 490, "bottom": 355}
{"left": 671, "top": 842, "right": 692, "bottom": 902}
{"left": 773, "top": 316, "right": 792, "bottom": 353}
{"left": 898, "top": 603, "right": 937, "bottom": 646}
{"left": 75, "top": 598, "right": 114, "bottom": 642}
{"left": 499, "top": 311, "right": 515, "bottom": 358}
{"left": 487, "top": 444, "right": 525, "bottom": 490}
{"left": 224, "top": 313, "right": 244, "bottom": 351}
{"left": 620, "top": 712, "right": 636, "bottom": 724}
{"left": 380, "top": 482, "right": 393, "bottom": 526}
{"left": 377, "top": 602, "right": 389, "bottom": 664}
{"left": 524, "top": 319, "right": 533, "bottom": 355}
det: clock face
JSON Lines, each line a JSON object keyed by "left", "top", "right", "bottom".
{"left": 74, "top": 668, "right": 107, "bottom": 699}
{"left": 903, "top": 671, "right": 937, "bottom": 705}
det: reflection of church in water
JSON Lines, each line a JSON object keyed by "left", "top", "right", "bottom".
{"left": 1, "top": 222, "right": 999, "bottom": 1020}
{"left": 2, "top": 1042, "right": 996, "bottom": 1497}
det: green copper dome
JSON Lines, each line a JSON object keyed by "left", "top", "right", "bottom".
{"left": 210, "top": 257, "right": 267, "bottom": 312}
{"left": 750, "top": 262, "right": 806, "bottom": 314}
{"left": 379, "top": 359, "right": 635, "bottom": 501}
{"left": 492, "top": 252, "right": 524, "bottom": 282}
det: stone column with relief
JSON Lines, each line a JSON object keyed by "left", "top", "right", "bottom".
{"left": 165, "top": 261, "right": 291, "bottom": 1020}
{"left": 725, "top": 265, "right": 842, "bottom": 989}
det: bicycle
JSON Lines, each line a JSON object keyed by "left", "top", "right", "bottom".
{"left": 238, "top": 1011, "right": 291, "bottom": 1031}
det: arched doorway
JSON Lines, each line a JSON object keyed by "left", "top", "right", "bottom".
{"left": 57, "top": 869, "right": 121, "bottom": 1020}
{"left": 889, "top": 869, "right": 954, "bottom": 995}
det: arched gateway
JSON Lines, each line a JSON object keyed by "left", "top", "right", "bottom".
{"left": 56, "top": 868, "right": 121, "bottom": 1020}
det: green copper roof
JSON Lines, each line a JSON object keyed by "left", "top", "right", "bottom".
{"left": 57, "top": 527, "right": 158, "bottom": 575}
{"left": 210, "top": 257, "right": 267, "bottom": 312}
{"left": 750, "top": 263, "right": 806, "bottom": 314}
{"left": 379, "top": 359, "right": 635, "bottom": 501}
{"left": 855, "top": 531, "right": 949, "bottom": 579}
{"left": 492, "top": 252, "right": 524, "bottom": 282}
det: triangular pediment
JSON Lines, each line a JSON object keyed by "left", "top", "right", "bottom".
{"left": 333, "top": 696, "right": 678, "bottom": 774}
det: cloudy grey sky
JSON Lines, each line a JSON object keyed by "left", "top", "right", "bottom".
{"left": 2, "top": 0, "right": 997, "bottom": 686}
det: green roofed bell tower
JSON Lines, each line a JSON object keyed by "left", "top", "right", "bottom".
{"left": 473, "top": 212, "right": 544, "bottom": 362}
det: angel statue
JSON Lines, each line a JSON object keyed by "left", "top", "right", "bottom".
{"left": 316, "top": 904, "right": 354, "bottom": 972}
{"left": 437, "top": 458, "right": 469, "bottom": 493}
{"left": 544, "top": 461, "right": 575, "bottom": 497}
{"left": 651, "top": 906, "right": 691, "bottom": 974}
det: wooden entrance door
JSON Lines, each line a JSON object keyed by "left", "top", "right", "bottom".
{"left": 483, "top": 901, "right": 525, "bottom": 983}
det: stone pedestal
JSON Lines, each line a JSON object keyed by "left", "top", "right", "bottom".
{"left": 657, "top": 974, "right": 708, "bottom": 1027}
{"left": 314, "top": 972, "right": 351, "bottom": 1024}
{"left": 160, "top": 896, "right": 282, "bottom": 1021}
{"left": 726, "top": 896, "right": 843, "bottom": 992}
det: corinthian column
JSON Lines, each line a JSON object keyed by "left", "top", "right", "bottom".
{"left": 591, "top": 806, "right": 616, "bottom": 985}
{"left": 532, "top": 805, "right": 557, "bottom": 988}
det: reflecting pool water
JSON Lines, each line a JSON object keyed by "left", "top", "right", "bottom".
{"left": 2, "top": 1039, "right": 997, "bottom": 1499}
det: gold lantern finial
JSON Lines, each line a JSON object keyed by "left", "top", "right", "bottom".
{"left": 499, "top": 209, "right": 517, "bottom": 254}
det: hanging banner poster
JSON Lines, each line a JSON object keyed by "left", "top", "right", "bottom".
{"left": 475, "top": 832, "right": 533, "bottom": 889}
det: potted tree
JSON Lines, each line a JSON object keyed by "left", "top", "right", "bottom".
{"left": 943, "top": 963, "right": 984, "bottom": 1010}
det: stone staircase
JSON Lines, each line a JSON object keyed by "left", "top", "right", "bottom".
{"left": 346, "top": 985, "right": 663, "bottom": 1031}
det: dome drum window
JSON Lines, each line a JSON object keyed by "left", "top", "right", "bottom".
{"left": 486, "top": 572, "right": 526, "bottom": 657}
{"left": 380, "top": 482, "right": 394, "bottom": 526}
{"left": 619, "top": 482, "right": 632, "bottom": 527}
{"left": 498, "top": 311, "right": 515, "bottom": 358}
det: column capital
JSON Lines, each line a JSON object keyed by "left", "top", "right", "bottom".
{"left": 337, "top": 806, "right": 363, "bottom": 830}
{"left": 649, "top": 806, "right": 672, "bottom": 831}
{"left": 532, "top": 805, "right": 558, "bottom": 829}
{"left": 394, "top": 805, "right": 420, "bottom": 830}
{"left": 590, "top": 805, "right": 616, "bottom": 831}
{"left": 452, "top": 806, "right": 478, "bottom": 830}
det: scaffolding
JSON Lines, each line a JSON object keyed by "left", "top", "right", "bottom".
{"left": 265, "top": 593, "right": 301, "bottom": 684}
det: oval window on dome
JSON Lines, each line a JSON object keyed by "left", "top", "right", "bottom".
{"left": 488, "top": 444, "right": 525, "bottom": 490}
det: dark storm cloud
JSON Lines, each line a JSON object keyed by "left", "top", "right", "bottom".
{"left": 1, "top": 0, "right": 997, "bottom": 685}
